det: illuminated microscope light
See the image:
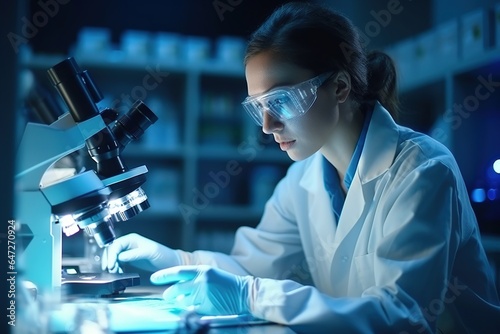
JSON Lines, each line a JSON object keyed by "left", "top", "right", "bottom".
{"left": 108, "top": 187, "right": 149, "bottom": 222}
{"left": 60, "top": 214, "right": 80, "bottom": 237}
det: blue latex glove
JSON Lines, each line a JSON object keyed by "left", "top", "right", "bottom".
{"left": 150, "top": 265, "right": 251, "bottom": 316}
{"left": 101, "top": 233, "right": 181, "bottom": 273}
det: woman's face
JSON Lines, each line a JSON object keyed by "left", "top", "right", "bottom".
{"left": 245, "top": 52, "right": 342, "bottom": 161}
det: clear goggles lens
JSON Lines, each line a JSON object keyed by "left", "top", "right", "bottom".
{"left": 242, "top": 72, "right": 333, "bottom": 126}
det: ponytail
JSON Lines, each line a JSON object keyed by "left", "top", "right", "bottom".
{"left": 365, "top": 50, "right": 399, "bottom": 120}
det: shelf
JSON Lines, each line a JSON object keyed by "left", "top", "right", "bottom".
{"left": 20, "top": 52, "right": 244, "bottom": 77}
{"left": 452, "top": 49, "right": 500, "bottom": 77}
{"left": 195, "top": 60, "right": 245, "bottom": 77}
{"left": 383, "top": 12, "right": 500, "bottom": 244}
{"left": 397, "top": 47, "right": 500, "bottom": 93}
{"left": 136, "top": 207, "right": 181, "bottom": 220}
{"left": 198, "top": 205, "right": 264, "bottom": 222}
{"left": 398, "top": 79, "right": 447, "bottom": 134}
{"left": 123, "top": 145, "right": 188, "bottom": 160}
{"left": 197, "top": 146, "right": 290, "bottom": 163}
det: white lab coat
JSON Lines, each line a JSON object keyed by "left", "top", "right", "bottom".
{"left": 183, "top": 102, "right": 500, "bottom": 333}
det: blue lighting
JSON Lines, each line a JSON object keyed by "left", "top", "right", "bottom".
{"left": 494, "top": 159, "right": 500, "bottom": 174}
{"left": 487, "top": 189, "right": 497, "bottom": 201}
{"left": 471, "top": 188, "right": 486, "bottom": 202}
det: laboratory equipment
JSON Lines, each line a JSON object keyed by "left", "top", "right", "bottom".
{"left": 15, "top": 57, "right": 158, "bottom": 295}
{"left": 61, "top": 272, "right": 141, "bottom": 296}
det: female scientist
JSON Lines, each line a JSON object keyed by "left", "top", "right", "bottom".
{"left": 102, "top": 2, "right": 500, "bottom": 332}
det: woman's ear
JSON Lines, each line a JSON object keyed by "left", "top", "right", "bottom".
{"left": 333, "top": 71, "right": 351, "bottom": 103}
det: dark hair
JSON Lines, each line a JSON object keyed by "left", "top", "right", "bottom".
{"left": 244, "top": 2, "right": 399, "bottom": 120}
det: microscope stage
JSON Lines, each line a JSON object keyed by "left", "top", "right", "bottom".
{"left": 62, "top": 272, "right": 140, "bottom": 297}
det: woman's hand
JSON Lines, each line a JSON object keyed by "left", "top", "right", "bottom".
{"left": 150, "top": 265, "right": 251, "bottom": 316}
{"left": 101, "top": 233, "right": 181, "bottom": 273}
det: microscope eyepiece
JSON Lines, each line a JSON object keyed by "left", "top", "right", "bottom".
{"left": 112, "top": 100, "right": 158, "bottom": 149}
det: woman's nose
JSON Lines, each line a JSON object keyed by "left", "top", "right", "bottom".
{"left": 262, "top": 111, "right": 284, "bottom": 134}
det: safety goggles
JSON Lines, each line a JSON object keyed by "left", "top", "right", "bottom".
{"left": 241, "top": 71, "right": 334, "bottom": 126}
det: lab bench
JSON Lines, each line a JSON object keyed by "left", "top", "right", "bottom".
{"left": 42, "top": 286, "right": 297, "bottom": 334}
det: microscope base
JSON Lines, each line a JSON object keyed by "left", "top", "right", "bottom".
{"left": 61, "top": 272, "right": 140, "bottom": 297}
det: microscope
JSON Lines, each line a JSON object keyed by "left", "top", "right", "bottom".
{"left": 15, "top": 57, "right": 158, "bottom": 296}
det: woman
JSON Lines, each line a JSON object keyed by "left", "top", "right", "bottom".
{"left": 102, "top": 2, "right": 500, "bottom": 332}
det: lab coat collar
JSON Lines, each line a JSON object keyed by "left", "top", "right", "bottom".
{"left": 357, "top": 101, "right": 399, "bottom": 184}
{"left": 298, "top": 102, "right": 399, "bottom": 264}
{"left": 299, "top": 101, "right": 399, "bottom": 192}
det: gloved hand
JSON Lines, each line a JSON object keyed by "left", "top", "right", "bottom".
{"left": 150, "top": 265, "right": 251, "bottom": 316}
{"left": 101, "top": 233, "right": 181, "bottom": 273}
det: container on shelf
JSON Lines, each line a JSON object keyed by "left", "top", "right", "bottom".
{"left": 215, "top": 36, "right": 246, "bottom": 65}
{"left": 153, "top": 32, "right": 182, "bottom": 63}
{"left": 143, "top": 97, "right": 180, "bottom": 149}
{"left": 144, "top": 168, "right": 180, "bottom": 213}
{"left": 73, "top": 27, "right": 112, "bottom": 61}
{"left": 460, "top": 9, "right": 487, "bottom": 59}
{"left": 434, "top": 20, "right": 459, "bottom": 70}
{"left": 121, "top": 30, "right": 152, "bottom": 60}
{"left": 182, "top": 36, "right": 211, "bottom": 64}
{"left": 388, "top": 38, "right": 416, "bottom": 88}
{"left": 413, "top": 30, "right": 438, "bottom": 79}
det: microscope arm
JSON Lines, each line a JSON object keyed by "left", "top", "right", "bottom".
{"left": 15, "top": 112, "right": 106, "bottom": 191}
